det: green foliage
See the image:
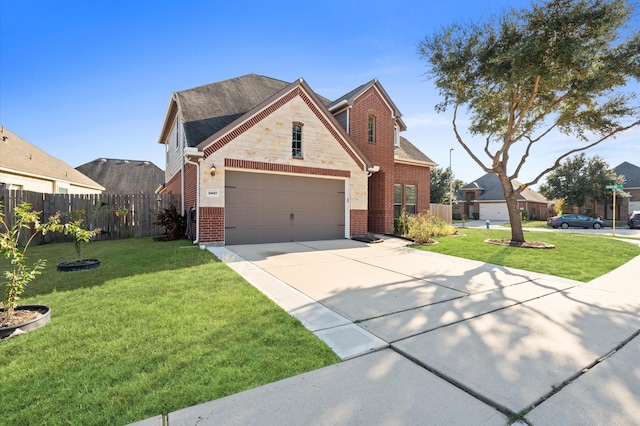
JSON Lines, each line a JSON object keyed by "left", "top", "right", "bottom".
{"left": 418, "top": 0, "right": 640, "bottom": 242}
{"left": 519, "top": 209, "right": 528, "bottom": 221}
{"left": 430, "top": 167, "right": 464, "bottom": 204}
{"left": 0, "top": 203, "right": 60, "bottom": 313}
{"left": 57, "top": 209, "right": 101, "bottom": 261}
{"left": 0, "top": 238, "right": 338, "bottom": 424}
{"left": 539, "top": 154, "right": 624, "bottom": 210}
{"left": 399, "top": 211, "right": 457, "bottom": 243}
{"left": 153, "top": 204, "right": 186, "bottom": 241}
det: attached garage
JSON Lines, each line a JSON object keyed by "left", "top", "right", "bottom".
{"left": 225, "top": 171, "right": 346, "bottom": 244}
{"left": 479, "top": 203, "right": 509, "bottom": 220}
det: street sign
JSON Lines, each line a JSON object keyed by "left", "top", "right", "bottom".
{"left": 605, "top": 184, "right": 624, "bottom": 189}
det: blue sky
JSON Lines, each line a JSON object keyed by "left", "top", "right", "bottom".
{"left": 1, "top": 0, "right": 638, "bottom": 186}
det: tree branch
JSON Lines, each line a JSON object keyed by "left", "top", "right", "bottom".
{"left": 523, "top": 120, "right": 640, "bottom": 188}
{"left": 452, "top": 102, "right": 493, "bottom": 174}
{"left": 512, "top": 122, "right": 559, "bottom": 180}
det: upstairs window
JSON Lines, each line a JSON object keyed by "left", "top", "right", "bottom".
{"left": 368, "top": 116, "right": 376, "bottom": 143}
{"left": 394, "top": 126, "right": 400, "bottom": 147}
{"left": 292, "top": 123, "right": 303, "bottom": 158}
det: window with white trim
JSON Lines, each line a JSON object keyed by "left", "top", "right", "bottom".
{"left": 292, "top": 123, "right": 303, "bottom": 158}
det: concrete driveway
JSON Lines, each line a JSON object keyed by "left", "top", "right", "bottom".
{"left": 135, "top": 238, "right": 640, "bottom": 425}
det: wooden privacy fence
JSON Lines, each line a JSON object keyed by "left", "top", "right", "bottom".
{"left": 429, "top": 203, "right": 452, "bottom": 224}
{"left": 0, "top": 190, "right": 180, "bottom": 245}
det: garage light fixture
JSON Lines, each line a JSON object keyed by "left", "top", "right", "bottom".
{"left": 208, "top": 164, "right": 216, "bottom": 176}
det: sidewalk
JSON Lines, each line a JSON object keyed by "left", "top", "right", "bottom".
{"left": 131, "top": 238, "right": 640, "bottom": 425}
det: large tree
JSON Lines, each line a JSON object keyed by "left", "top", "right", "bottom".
{"left": 539, "top": 153, "right": 624, "bottom": 211}
{"left": 430, "top": 167, "right": 464, "bottom": 204}
{"left": 418, "top": 0, "right": 640, "bottom": 242}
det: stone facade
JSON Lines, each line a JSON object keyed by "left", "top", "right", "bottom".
{"left": 196, "top": 87, "right": 368, "bottom": 243}
{"left": 158, "top": 75, "right": 433, "bottom": 244}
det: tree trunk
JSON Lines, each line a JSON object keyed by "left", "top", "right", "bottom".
{"left": 505, "top": 194, "right": 525, "bottom": 242}
{"left": 497, "top": 174, "right": 526, "bottom": 243}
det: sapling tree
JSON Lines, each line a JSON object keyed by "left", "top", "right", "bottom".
{"left": 418, "top": 0, "right": 640, "bottom": 242}
{"left": 0, "top": 203, "right": 59, "bottom": 314}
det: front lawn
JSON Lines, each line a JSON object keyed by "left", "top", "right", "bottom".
{"left": 0, "top": 238, "right": 339, "bottom": 425}
{"left": 415, "top": 228, "right": 640, "bottom": 282}
{"left": 501, "top": 220, "right": 549, "bottom": 228}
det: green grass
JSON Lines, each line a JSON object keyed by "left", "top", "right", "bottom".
{"left": 501, "top": 220, "right": 549, "bottom": 228}
{"left": 415, "top": 228, "right": 640, "bottom": 282}
{"left": 0, "top": 238, "right": 339, "bottom": 425}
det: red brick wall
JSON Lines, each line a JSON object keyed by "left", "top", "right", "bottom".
{"left": 349, "top": 87, "right": 396, "bottom": 233}
{"left": 394, "top": 163, "right": 431, "bottom": 213}
{"left": 184, "top": 163, "right": 197, "bottom": 212}
{"left": 165, "top": 171, "right": 182, "bottom": 195}
{"left": 199, "top": 207, "right": 224, "bottom": 242}
{"left": 350, "top": 209, "right": 368, "bottom": 235}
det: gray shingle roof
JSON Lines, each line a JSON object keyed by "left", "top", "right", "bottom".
{"left": 328, "top": 79, "right": 406, "bottom": 130}
{"left": 614, "top": 162, "right": 640, "bottom": 188}
{"left": 175, "top": 74, "right": 291, "bottom": 147}
{"left": 460, "top": 173, "right": 548, "bottom": 202}
{"left": 76, "top": 158, "right": 165, "bottom": 194}
{"left": 0, "top": 127, "right": 104, "bottom": 190}
{"left": 395, "top": 137, "right": 435, "bottom": 166}
{"left": 165, "top": 74, "right": 433, "bottom": 167}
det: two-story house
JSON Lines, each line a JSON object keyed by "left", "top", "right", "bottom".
{"left": 157, "top": 74, "right": 434, "bottom": 245}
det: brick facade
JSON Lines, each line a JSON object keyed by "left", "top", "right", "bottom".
{"left": 199, "top": 207, "right": 224, "bottom": 242}
{"left": 394, "top": 162, "right": 431, "bottom": 213}
{"left": 164, "top": 171, "right": 182, "bottom": 195}
{"left": 350, "top": 209, "right": 368, "bottom": 235}
{"left": 161, "top": 77, "right": 432, "bottom": 244}
{"left": 348, "top": 87, "right": 397, "bottom": 234}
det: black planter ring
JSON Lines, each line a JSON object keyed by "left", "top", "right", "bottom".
{"left": 57, "top": 259, "right": 101, "bottom": 272}
{"left": 0, "top": 305, "right": 51, "bottom": 339}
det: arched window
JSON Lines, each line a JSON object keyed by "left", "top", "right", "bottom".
{"left": 368, "top": 116, "right": 376, "bottom": 143}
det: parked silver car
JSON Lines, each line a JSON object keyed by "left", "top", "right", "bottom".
{"left": 547, "top": 214, "right": 605, "bottom": 229}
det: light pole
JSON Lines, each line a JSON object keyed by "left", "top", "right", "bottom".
{"left": 449, "top": 148, "right": 454, "bottom": 223}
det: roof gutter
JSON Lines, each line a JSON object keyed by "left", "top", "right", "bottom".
{"left": 327, "top": 99, "right": 349, "bottom": 113}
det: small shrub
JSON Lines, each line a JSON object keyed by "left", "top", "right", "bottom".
{"left": 154, "top": 204, "right": 186, "bottom": 241}
{"left": 402, "top": 212, "right": 457, "bottom": 244}
{"left": 519, "top": 209, "right": 528, "bottom": 221}
{"left": 472, "top": 212, "right": 479, "bottom": 220}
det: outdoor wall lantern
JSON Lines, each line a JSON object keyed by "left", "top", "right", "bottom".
{"left": 208, "top": 164, "right": 216, "bottom": 176}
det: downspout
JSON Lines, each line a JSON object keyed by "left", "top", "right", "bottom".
{"left": 184, "top": 157, "right": 202, "bottom": 244}
{"left": 346, "top": 108, "right": 350, "bottom": 134}
{"left": 184, "top": 147, "right": 204, "bottom": 245}
{"left": 179, "top": 118, "right": 185, "bottom": 214}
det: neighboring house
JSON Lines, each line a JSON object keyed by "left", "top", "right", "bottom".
{"left": 76, "top": 158, "right": 165, "bottom": 194}
{"left": 456, "top": 173, "right": 549, "bottom": 221}
{"left": 157, "top": 74, "right": 434, "bottom": 245}
{"left": 598, "top": 162, "right": 640, "bottom": 220}
{"left": 0, "top": 126, "right": 104, "bottom": 194}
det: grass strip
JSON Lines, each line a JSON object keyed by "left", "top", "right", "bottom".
{"left": 414, "top": 228, "right": 640, "bottom": 282}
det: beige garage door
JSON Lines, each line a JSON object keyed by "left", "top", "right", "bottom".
{"left": 225, "top": 171, "right": 346, "bottom": 244}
